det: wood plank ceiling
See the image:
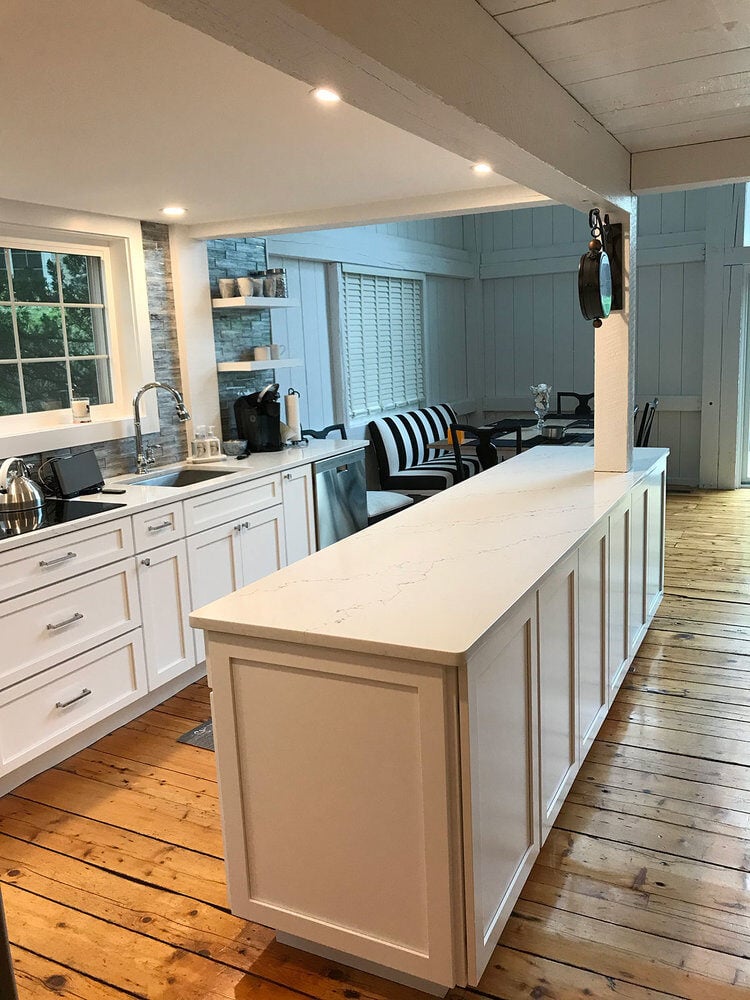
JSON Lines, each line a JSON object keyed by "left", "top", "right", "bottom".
{"left": 476, "top": 0, "right": 750, "bottom": 152}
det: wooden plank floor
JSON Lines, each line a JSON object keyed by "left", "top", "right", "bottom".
{"left": 3, "top": 488, "right": 750, "bottom": 998}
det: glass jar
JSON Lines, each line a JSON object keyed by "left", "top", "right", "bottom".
{"left": 266, "top": 267, "right": 287, "bottom": 298}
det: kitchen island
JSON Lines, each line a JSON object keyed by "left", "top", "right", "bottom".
{"left": 191, "top": 446, "right": 668, "bottom": 994}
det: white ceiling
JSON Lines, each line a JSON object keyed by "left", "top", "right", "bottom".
{"left": 478, "top": 0, "right": 750, "bottom": 153}
{"left": 0, "top": 0, "right": 520, "bottom": 228}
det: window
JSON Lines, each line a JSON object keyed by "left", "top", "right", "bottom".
{"left": 0, "top": 245, "right": 113, "bottom": 416}
{"left": 340, "top": 267, "right": 425, "bottom": 420}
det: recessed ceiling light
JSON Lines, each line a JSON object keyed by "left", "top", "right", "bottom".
{"left": 313, "top": 87, "right": 341, "bottom": 104}
{"left": 161, "top": 205, "right": 187, "bottom": 217}
{"left": 472, "top": 162, "right": 493, "bottom": 175}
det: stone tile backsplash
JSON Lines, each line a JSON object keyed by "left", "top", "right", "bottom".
{"left": 207, "top": 236, "right": 271, "bottom": 439}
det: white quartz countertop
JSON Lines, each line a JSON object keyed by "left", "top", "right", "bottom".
{"left": 191, "top": 446, "right": 668, "bottom": 666}
{"left": 0, "top": 440, "right": 366, "bottom": 553}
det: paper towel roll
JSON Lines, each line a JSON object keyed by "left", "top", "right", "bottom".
{"left": 285, "top": 390, "right": 301, "bottom": 443}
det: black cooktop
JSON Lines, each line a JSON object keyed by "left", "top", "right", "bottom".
{"left": 0, "top": 499, "right": 126, "bottom": 541}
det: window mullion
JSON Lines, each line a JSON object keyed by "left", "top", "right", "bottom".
{"left": 6, "top": 249, "right": 27, "bottom": 415}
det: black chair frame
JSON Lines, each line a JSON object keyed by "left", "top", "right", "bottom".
{"left": 449, "top": 422, "right": 522, "bottom": 483}
{"left": 636, "top": 398, "right": 659, "bottom": 447}
{"left": 556, "top": 391, "right": 594, "bottom": 418}
{"left": 302, "top": 423, "right": 347, "bottom": 441}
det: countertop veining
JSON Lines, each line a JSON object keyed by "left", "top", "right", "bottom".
{"left": 190, "top": 446, "right": 669, "bottom": 666}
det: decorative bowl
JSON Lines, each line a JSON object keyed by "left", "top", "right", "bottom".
{"left": 540, "top": 424, "right": 566, "bottom": 441}
{"left": 223, "top": 440, "right": 246, "bottom": 457}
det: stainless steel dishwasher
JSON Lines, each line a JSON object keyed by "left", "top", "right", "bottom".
{"left": 312, "top": 449, "right": 368, "bottom": 549}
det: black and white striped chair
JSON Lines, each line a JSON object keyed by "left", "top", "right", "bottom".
{"left": 368, "top": 404, "right": 481, "bottom": 497}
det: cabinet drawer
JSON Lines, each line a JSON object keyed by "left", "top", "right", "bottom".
{"left": 184, "top": 475, "right": 281, "bottom": 534}
{"left": 132, "top": 503, "right": 185, "bottom": 551}
{"left": 0, "top": 516, "right": 134, "bottom": 602}
{"left": 0, "top": 631, "right": 147, "bottom": 774}
{"left": 0, "top": 559, "right": 140, "bottom": 690}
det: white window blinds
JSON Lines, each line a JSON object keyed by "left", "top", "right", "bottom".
{"left": 341, "top": 269, "right": 425, "bottom": 420}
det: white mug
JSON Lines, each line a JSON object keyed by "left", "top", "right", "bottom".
{"left": 236, "top": 276, "right": 253, "bottom": 296}
{"left": 254, "top": 346, "right": 271, "bottom": 362}
{"left": 270, "top": 344, "right": 287, "bottom": 360}
{"left": 218, "top": 277, "right": 236, "bottom": 298}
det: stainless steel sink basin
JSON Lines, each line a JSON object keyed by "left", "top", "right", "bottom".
{"left": 126, "top": 468, "right": 237, "bottom": 488}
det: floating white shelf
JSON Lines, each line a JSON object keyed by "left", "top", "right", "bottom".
{"left": 217, "top": 359, "right": 304, "bottom": 373}
{"left": 212, "top": 296, "right": 299, "bottom": 310}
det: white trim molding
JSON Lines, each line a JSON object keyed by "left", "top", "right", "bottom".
{"left": 0, "top": 198, "right": 156, "bottom": 456}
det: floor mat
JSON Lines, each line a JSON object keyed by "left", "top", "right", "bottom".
{"left": 177, "top": 719, "right": 214, "bottom": 751}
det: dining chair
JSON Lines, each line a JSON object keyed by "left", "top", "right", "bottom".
{"left": 556, "top": 391, "right": 594, "bottom": 418}
{"left": 301, "top": 424, "right": 413, "bottom": 523}
{"left": 636, "top": 398, "right": 659, "bottom": 447}
{"left": 449, "top": 422, "right": 522, "bottom": 483}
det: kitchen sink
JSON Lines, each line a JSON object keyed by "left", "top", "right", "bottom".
{"left": 126, "top": 468, "right": 237, "bottom": 488}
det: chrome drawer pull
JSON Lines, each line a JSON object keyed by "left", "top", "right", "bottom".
{"left": 46, "top": 612, "right": 84, "bottom": 631}
{"left": 147, "top": 520, "right": 172, "bottom": 532}
{"left": 39, "top": 551, "right": 77, "bottom": 568}
{"left": 56, "top": 688, "right": 92, "bottom": 709}
{"left": 283, "top": 472, "right": 293, "bottom": 480}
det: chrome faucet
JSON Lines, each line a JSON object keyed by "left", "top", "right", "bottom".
{"left": 133, "top": 381, "right": 191, "bottom": 474}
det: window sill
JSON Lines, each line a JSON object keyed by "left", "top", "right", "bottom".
{"left": 0, "top": 416, "right": 138, "bottom": 459}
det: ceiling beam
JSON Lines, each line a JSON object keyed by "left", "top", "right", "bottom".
{"left": 632, "top": 138, "right": 750, "bottom": 193}
{"left": 186, "top": 184, "right": 549, "bottom": 240}
{"left": 139, "top": 0, "right": 632, "bottom": 216}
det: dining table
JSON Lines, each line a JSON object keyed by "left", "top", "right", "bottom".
{"left": 427, "top": 416, "right": 594, "bottom": 455}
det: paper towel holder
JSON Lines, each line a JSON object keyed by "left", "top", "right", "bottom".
{"left": 285, "top": 387, "right": 302, "bottom": 445}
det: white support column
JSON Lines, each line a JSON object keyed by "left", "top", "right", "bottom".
{"left": 594, "top": 203, "right": 636, "bottom": 473}
{"left": 168, "top": 227, "right": 221, "bottom": 433}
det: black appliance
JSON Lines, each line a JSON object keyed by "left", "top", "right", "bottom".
{"left": 234, "top": 383, "right": 283, "bottom": 455}
{"left": 0, "top": 499, "right": 125, "bottom": 541}
{"left": 48, "top": 449, "right": 104, "bottom": 498}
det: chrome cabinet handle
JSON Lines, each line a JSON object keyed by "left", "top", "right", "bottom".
{"left": 283, "top": 472, "right": 293, "bottom": 480}
{"left": 141, "top": 557, "right": 151, "bottom": 567}
{"left": 147, "top": 520, "right": 172, "bottom": 532}
{"left": 46, "top": 611, "right": 84, "bottom": 631}
{"left": 39, "top": 551, "right": 77, "bottom": 568}
{"left": 56, "top": 688, "right": 92, "bottom": 709}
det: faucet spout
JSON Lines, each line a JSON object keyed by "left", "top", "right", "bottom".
{"left": 133, "top": 381, "right": 191, "bottom": 474}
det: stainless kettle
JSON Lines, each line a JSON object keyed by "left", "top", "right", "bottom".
{"left": 0, "top": 458, "right": 46, "bottom": 511}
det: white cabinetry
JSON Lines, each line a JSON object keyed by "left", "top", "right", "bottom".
{"left": 204, "top": 452, "right": 669, "bottom": 994}
{"left": 187, "top": 479, "right": 288, "bottom": 662}
{"left": 537, "top": 555, "right": 577, "bottom": 838}
{"left": 282, "top": 466, "right": 316, "bottom": 563}
{"left": 461, "top": 597, "right": 539, "bottom": 982}
{"left": 578, "top": 523, "right": 608, "bottom": 754}
{"left": 138, "top": 539, "right": 195, "bottom": 689}
{"left": 608, "top": 498, "right": 630, "bottom": 698}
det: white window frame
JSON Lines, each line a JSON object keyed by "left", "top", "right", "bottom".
{"left": 331, "top": 263, "right": 428, "bottom": 426}
{"left": 0, "top": 198, "right": 157, "bottom": 455}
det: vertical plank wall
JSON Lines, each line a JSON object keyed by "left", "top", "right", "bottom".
{"left": 267, "top": 215, "right": 481, "bottom": 435}
{"left": 480, "top": 191, "right": 712, "bottom": 486}
{"left": 265, "top": 187, "right": 745, "bottom": 486}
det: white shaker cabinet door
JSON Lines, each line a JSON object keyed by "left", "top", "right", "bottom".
{"left": 629, "top": 483, "right": 648, "bottom": 656}
{"left": 537, "top": 552, "right": 578, "bottom": 839}
{"left": 578, "top": 524, "right": 608, "bottom": 754}
{"left": 461, "top": 594, "right": 540, "bottom": 985}
{"left": 645, "top": 466, "right": 666, "bottom": 620}
{"left": 138, "top": 539, "right": 195, "bottom": 690}
{"left": 187, "top": 520, "right": 244, "bottom": 663}
{"left": 281, "top": 466, "right": 316, "bottom": 564}
{"left": 237, "top": 506, "right": 287, "bottom": 585}
{"left": 608, "top": 498, "right": 630, "bottom": 699}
